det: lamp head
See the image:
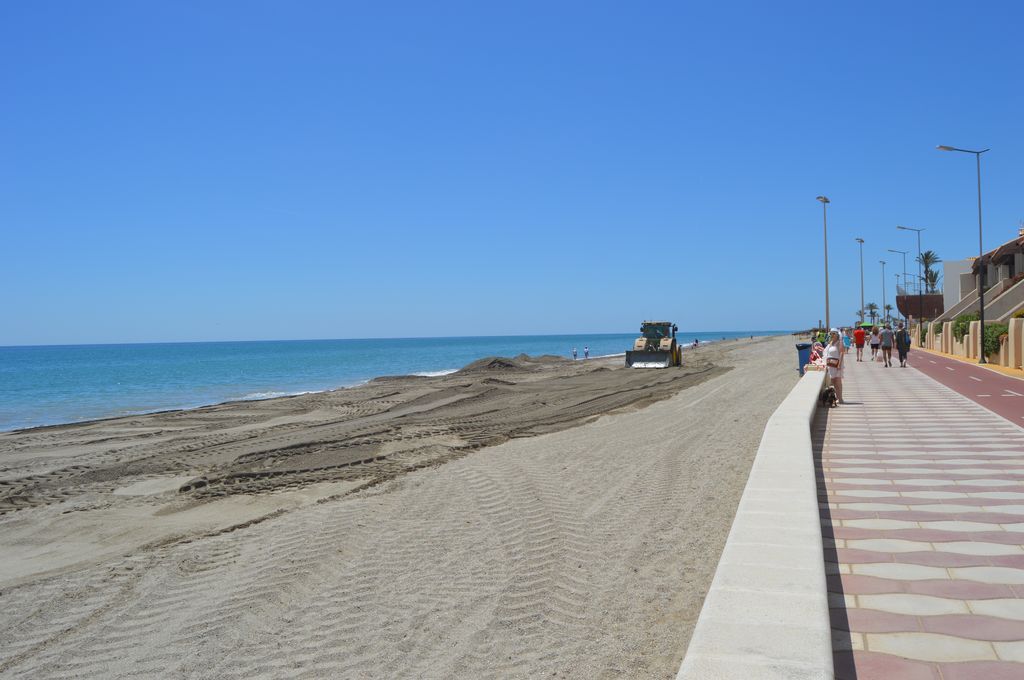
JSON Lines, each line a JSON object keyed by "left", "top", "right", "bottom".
{"left": 855, "top": 237, "right": 864, "bottom": 244}
{"left": 816, "top": 195, "right": 830, "bottom": 204}
{"left": 937, "top": 144, "right": 990, "bottom": 154}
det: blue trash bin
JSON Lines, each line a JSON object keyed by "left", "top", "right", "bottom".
{"left": 795, "top": 343, "right": 812, "bottom": 376}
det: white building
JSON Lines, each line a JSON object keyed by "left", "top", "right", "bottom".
{"left": 943, "top": 259, "right": 972, "bottom": 313}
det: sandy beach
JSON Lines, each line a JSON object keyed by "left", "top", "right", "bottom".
{"left": 0, "top": 335, "right": 797, "bottom": 679}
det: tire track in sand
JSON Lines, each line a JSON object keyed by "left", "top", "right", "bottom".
{"left": 0, "top": 339, "right": 796, "bottom": 679}
{"left": 448, "top": 460, "right": 597, "bottom": 679}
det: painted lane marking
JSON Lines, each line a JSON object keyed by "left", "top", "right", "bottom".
{"left": 970, "top": 376, "right": 983, "bottom": 382}
{"left": 977, "top": 394, "right": 992, "bottom": 397}
{"left": 946, "top": 367, "right": 955, "bottom": 371}
{"left": 930, "top": 360, "right": 937, "bottom": 364}
{"left": 1007, "top": 390, "right": 1023, "bottom": 397}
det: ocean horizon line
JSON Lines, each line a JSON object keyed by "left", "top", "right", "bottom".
{"left": 0, "top": 329, "right": 797, "bottom": 350}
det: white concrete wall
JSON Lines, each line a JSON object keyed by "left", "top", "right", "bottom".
{"left": 960, "top": 271, "right": 976, "bottom": 299}
{"left": 944, "top": 259, "right": 973, "bottom": 310}
{"left": 991, "top": 277, "right": 1024, "bottom": 322}
{"left": 935, "top": 287, "right": 979, "bottom": 324}
{"left": 676, "top": 371, "right": 831, "bottom": 680}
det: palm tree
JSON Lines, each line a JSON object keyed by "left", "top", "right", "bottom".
{"left": 865, "top": 302, "right": 879, "bottom": 324}
{"left": 916, "top": 250, "right": 942, "bottom": 293}
{"left": 884, "top": 304, "right": 894, "bottom": 323}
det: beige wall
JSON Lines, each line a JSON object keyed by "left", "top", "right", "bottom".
{"left": 1010, "top": 319, "right": 1024, "bottom": 370}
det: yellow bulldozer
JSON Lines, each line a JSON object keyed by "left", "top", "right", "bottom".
{"left": 625, "top": 321, "right": 682, "bottom": 368}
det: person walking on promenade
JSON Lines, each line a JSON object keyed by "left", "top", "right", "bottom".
{"left": 583, "top": 346, "right": 589, "bottom": 359}
{"left": 842, "top": 328, "right": 852, "bottom": 354}
{"left": 895, "top": 322, "right": 911, "bottom": 368}
{"left": 853, "top": 325, "right": 866, "bottom": 362}
{"left": 825, "top": 329, "right": 845, "bottom": 404}
{"left": 880, "top": 323, "right": 895, "bottom": 368}
{"left": 869, "top": 327, "right": 881, "bottom": 361}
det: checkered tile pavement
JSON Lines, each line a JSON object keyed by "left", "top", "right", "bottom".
{"left": 818, "top": 354, "right": 1024, "bottom": 679}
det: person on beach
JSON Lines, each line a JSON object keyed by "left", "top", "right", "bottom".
{"left": 572, "top": 347, "right": 577, "bottom": 360}
{"left": 853, "top": 325, "right": 866, "bottom": 362}
{"left": 869, "top": 327, "right": 881, "bottom": 360}
{"left": 825, "top": 329, "right": 845, "bottom": 404}
{"left": 895, "top": 322, "right": 911, "bottom": 367}
{"left": 879, "top": 323, "right": 894, "bottom": 367}
{"left": 584, "top": 346, "right": 589, "bottom": 359}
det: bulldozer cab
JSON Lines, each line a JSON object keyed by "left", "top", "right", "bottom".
{"left": 640, "top": 322, "right": 677, "bottom": 340}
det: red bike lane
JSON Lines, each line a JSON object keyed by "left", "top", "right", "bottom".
{"left": 911, "top": 350, "right": 1024, "bottom": 425}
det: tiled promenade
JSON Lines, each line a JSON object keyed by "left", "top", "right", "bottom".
{"left": 818, "top": 352, "right": 1024, "bottom": 679}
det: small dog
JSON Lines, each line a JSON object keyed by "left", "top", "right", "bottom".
{"left": 820, "top": 386, "right": 838, "bottom": 408}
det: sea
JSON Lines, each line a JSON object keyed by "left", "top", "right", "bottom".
{"left": 0, "top": 331, "right": 789, "bottom": 432}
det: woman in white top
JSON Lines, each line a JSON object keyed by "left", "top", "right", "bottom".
{"left": 825, "top": 329, "right": 845, "bottom": 404}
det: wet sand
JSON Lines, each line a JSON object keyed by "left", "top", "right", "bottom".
{"left": 0, "top": 335, "right": 798, "bottom": 678}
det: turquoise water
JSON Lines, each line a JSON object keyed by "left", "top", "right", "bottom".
{"left": 0, "top": 331, "right": 787, "bottom": 431}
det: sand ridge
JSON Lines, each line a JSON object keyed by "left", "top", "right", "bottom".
{"left": 0, "top": 351, "right": 726, "bottom": 523}
{"left": 0, "top": 336, "right": 798, "bottom": 678}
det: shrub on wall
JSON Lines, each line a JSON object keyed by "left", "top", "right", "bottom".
{"left": 1013, "top": 309, "right": 1024, "bottom": 319}
{"left": 953, "top": 312, "right": 980, "bottom": 342}
{"left": 984, "top": 323, "right": 1010, "bottom": 358}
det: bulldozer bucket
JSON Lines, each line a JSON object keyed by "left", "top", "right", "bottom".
{"left": 625, "top": 350, "right": 674, "bottom": 369}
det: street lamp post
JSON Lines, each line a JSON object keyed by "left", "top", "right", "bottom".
{"left": 938, "top": 145, "right": 991, "bottom": 364}
{"left": 888, "top": 248, "right": 909, "bottom": 323}
{"left": 895, "top": 273, "right": 902, "bottom": 323}
{"left": 817, "top": 196, "right": 831, "bottom": 330}
{"left": 897, "top": 225, "right": 925, "bottom": 330}
{"left": 880, "top": 260, "right": 887, "bottom": 323}
{"left": 855, "top": 238, "right": 865, "bottom": 324}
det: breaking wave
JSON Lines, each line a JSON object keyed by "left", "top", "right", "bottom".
{"left": 239, "top": 390, "right": 317, "bottom": 401}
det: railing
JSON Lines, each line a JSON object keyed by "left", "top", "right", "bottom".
{"left": 896, "top": 283, "right": 942, "bottom": 297}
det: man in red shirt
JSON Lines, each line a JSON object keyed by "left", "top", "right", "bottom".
{"left": 853, "top": 326, "right": 866, "bottom": 362}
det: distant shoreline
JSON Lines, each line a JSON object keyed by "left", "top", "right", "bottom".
{"left": 0, "top": 333, "right": 787, "bottom": 433}
{"left": 0, "top": 330, "right": 794, "bottom": 350}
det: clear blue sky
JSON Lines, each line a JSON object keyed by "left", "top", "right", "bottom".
{"left": 3, "top": 1, "right": 1022, "bottom": 345}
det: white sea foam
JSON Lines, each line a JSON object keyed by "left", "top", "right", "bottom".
{"left": 412, "top": 369, "right": 459, "bottom": 377}
{"left": 240, "top": 390, "right": 317, "bottom": 401}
